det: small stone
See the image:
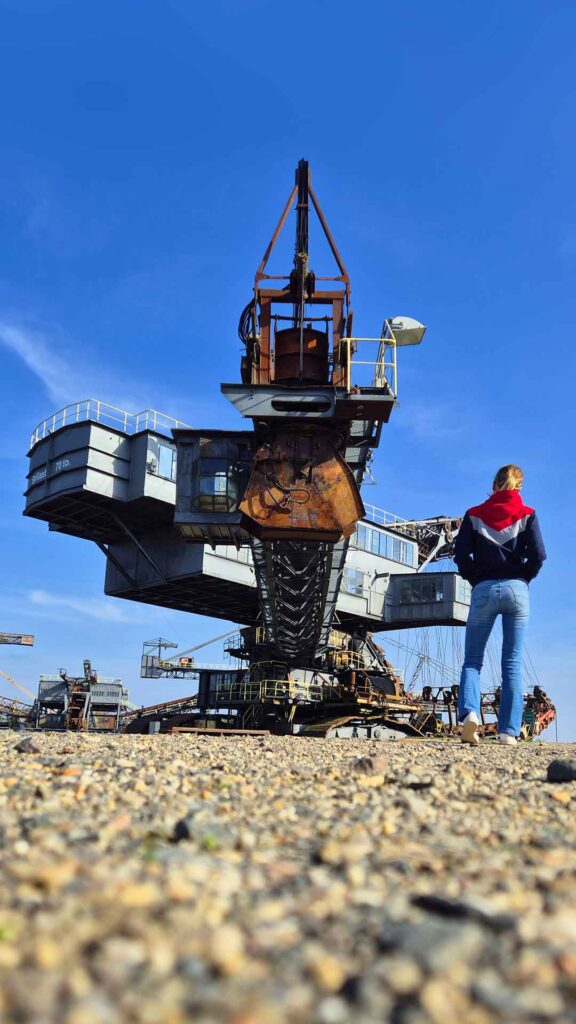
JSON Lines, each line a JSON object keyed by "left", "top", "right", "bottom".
{"left": 550, "top": 789, "right": 572, "bottom": 804}
{"left": 315, "top": 838, "right": 371, "bottom": 866}
{"left": 14, "top": 736, "right": 41, "bottom": 754}
{"left": 384, "top": 955, "right": 423, "bottom": 995}
{"left": 357, "top": 773, "right": 385, "bottom": 788}
{"left": 402, "top": 774, "right": 435, "bottom": 790}
{"left": 116, "top": 882, "right": 160, "bottom": 907}
{"left": 32, "top": 860, "right": 78, "bottom": 891}
{"left": 351, "top": 755, "right": 387, "bottom": 774}
{"left": 305, "top": 947, "right": 345, "bottom": 992}
{"left": 378, "top": 918, "right": 486, "bottom": 973}
{"left": 316, "top": 996, "right": 349, "bottom": 1023}
{"left": 207, "top": 924, "right": 245, "bottom": 976}
{"left": 35, "top": 938, "right": 63, "bottom": 969}
{"left": 0, "top": 943, "right": 21, "bottom": 968}
{"left": 231, "top": 1004, "right": 286, "bottom": 1024}
{"left": 420, "top": 977, "right": 470, "bottom": 1022}
{"left": 556, "top": 951, "right": 576, "bottom": 978}
{"left": 547, "top": 759, "right": 576, "bottom": 782}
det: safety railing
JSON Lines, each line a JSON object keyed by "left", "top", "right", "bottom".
{"left": 327, "top": 650, "right": 365, "bottom": 670}
{"left": 224, "top": 627, "right": 267, "bottom": 656}
{"left": 39, "top": 673, "right": 123, "bottom": 684}
{"left": 30, "top": 399, "right": 191, "bottom": 448}
{"left": 214, "top": 677, "right": 330, "bottom": 704}
{"left": 362, "top": 504, "right": 410, "bottom": 528}
{"left": 336, "top": 321, "right": 399, "bottom": 396}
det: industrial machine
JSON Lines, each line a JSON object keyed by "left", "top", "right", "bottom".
{"left": 0, "top": 695, "right": 32, "bottom": 728}
{"left": 23, "top": 161, "right": 555, "bottom": 738}
{"left": 0, "top": 632, "right": 34, "bottom": 646}
{"left": 33, "top": 659, "right": 130, "bottom": 731}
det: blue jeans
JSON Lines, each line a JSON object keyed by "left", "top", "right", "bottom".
{"left": 458, "top": 579, "right": 530, "bottom": 736}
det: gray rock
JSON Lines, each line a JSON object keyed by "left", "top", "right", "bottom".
{"left": 351, "top": 755, "right": 387, "bottom": 774}
{"left": 547, "top": 759, "right": 576, "bottom": 782}
{"left": 14, "top": 736, "right": 41, "bottom": 754}
{"left": 378, "top": 917, "right": 486, "bottom": 972}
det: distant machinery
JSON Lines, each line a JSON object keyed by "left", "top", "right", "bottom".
{"left": 0, "top": 695, "right": 32, "bottom": 728}
{"left": 23, "top": 161, "right": 555, "bottom": 738}
{"left": 0, "top": 632, "right": 35, "bottom": 725}
{"left": 140, "top": 631, "right": 238, "bottom": 679}
{"left": 34, "top": 659, "right": 131, "bottom": 731}
{"left": 0, "top": 632, "right": 34, "bottom": 646}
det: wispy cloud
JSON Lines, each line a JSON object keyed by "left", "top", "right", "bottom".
{"left": 0, "top": 317, "right": 233, "bottom": 429}
{"left": 27, "top": 588, "right": 146, "bottom": 623}
{"left": 0, "top": 321, "right": 83, "bottom": 406}
{"left": 0, "top": 318, "right": 182, "bottom": 415}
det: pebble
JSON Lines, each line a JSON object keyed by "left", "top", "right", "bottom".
{"left": 378, "top": 917, "right": 486, "bottom": 973}
{"left": 351, "top": 755, "right": 387, "bottom": 774}
{"left": 14, "top": 737, "right": 41, "bottom": 754}
{"left": 547, "top": 759, "right": 576, "bottom": 782}
{"left": 208, "top": 924, "right": 246, "bottom": 976}
{"left": 0, "top": 732, "right": 575, "bottom": 1023}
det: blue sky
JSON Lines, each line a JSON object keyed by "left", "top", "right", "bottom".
{"left": 1, "top": 1, "right": 574, "bottom": 736}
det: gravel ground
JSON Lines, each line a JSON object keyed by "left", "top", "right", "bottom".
{"left": 1, "top": 731, "right": 576, "bottom": 1024}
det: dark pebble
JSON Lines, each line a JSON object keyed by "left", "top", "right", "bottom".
{"left": 14, "top": 737, "right": 41, "bottom": 754}
{"left": 547, "top": 759, "right": 576, "bottom": 783}
{"left": 411, "top": 894, "right": 516, "bottom": 932}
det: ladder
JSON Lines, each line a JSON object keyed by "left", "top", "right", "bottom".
{"left": 65, "top": 688, "right": 90, "bottom": 730}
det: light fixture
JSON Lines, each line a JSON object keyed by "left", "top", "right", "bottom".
{"left": 384, "top": 316, "right": 427, "bottom": 347}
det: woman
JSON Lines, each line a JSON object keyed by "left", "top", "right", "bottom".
{"left": 454, "top": 465, "right": 546, "bottom": 745}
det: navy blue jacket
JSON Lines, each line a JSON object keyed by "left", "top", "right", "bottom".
{"left": 454, "top": 489, "right": 546, "bottom": 586}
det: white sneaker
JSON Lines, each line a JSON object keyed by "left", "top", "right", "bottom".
{"left": 498, "top": 734, "right": 518, "bottom": 746}
{"left": 460, "top": 711, "right": 480, "bottom": 745}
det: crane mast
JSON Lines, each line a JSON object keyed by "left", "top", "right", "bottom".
{"left": 210, "top": 159, "right": 408, "bottom": 669}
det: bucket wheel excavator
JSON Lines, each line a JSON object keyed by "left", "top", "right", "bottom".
{"left": 23, "top": 161, "right": 555, "bottom": 739}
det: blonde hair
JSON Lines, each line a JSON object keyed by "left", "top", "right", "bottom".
{"left": 493, "top": 464, "right": 524, "bottom": 491}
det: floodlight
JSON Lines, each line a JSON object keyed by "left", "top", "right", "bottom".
{"left": 384, "top": 316, "right": 427, "bottom": 347}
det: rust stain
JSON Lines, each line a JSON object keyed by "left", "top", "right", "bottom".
{"left": 240, "top": 430, "right": 364, "bottom": 541}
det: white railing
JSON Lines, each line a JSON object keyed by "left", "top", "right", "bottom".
{"left": 192, "top": 663, "right": 232, "bottom": 672}
{"left": 362, "top": 504, "right": 409, "bottom": 528}
{"left": 30, "top": 399, "right": 191, "bottom": 448}
{"left": 39, "top": 674, "right": 123, "bottom": 684}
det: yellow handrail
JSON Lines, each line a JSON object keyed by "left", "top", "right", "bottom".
{"left": 337, "top": 325, "right": 398, "bottom": 396}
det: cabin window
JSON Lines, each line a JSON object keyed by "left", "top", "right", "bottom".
{"left": 342, "top": 568, "right": 365, "bottom": 597}
{"left": 158, "top": 443, "right": 177, "bottom": 481}
{"left": 353, "top": 523, "right": 416, "bottom": 566}
{"left": 399, "top": 577, "right": 444, "bottom": 605}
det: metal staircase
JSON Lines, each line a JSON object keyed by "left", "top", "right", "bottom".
{"left": 65, "top": 689, "right": 91, "bottom": 731}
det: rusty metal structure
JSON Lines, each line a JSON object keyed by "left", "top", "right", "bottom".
{"left": 123, "top": 631, "right": 555, "bottom": 740}
{"left": 0, "top": 632, "right": 34, "bottom": 646}
{"left": 23, "top": 160, "right": 555, "bottom": 739}
{"left": 0, "top": 695, "right": 32, "bottom": 727}
{"left": 175, "top": 160, "right": 425, "bottom": 667}
{"left": 33, "top": 660, "right": 131, "bottom": 731}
